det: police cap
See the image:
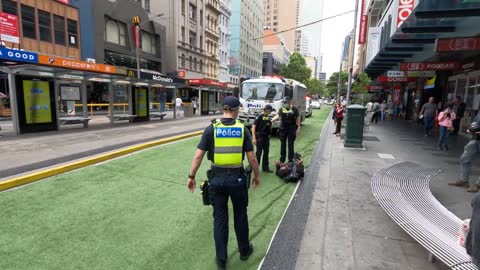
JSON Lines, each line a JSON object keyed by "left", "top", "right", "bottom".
{"left": 283, "top": 96, "right": 292, "bottom": 102}
{"left": 222, "top": 96, "right": 241, "bottom": 110}
{"left": 264, "top": 104, "right": 273, "bottom": 111}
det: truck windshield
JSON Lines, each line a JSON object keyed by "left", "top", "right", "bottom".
{"left": 241, "top": 82, "right": 284, "bottom": 101}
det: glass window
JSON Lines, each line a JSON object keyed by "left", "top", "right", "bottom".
{"left": 194, "top": 58, "right": 197, "bottom": 71}
{"left": 181, "top": 27, "right": 185, "bottom": 42}
{"left": 241, "top": 82, "right": 284, "bottom": 101}
{"left": 142, "top": 31, "right": 157, "bottom": 55}
{"left": 21, "top": 5, "right": 36, "bottom": 39}
{"left": 466, "top": 76, "right": 478, "bottom": 109}
{"left": 104, "top": 18, "right": 126, "bottom": 46}
{"left": 189, "top": 31, "right": 196, "bottom": 46}
{"left": 54, "top": 15, "right": 66, "bottom": 45}
{"left": 189, "top": 56, "right": 193, "bottom": 70}
{"left": 457, "top": 79, "right": 466, "bottom": 102}
{"left": 181, "top": 54, "right": 186, "bottom": 67}
{"left": 189, "top": 3, "right": 196, "bottom": 21}
{"left": 67, "top": 19, "right": 78, "bottom": 47}
{"left": 144, "top": 0, "right": 150, "bottom": 12}
{"left": 199, "top": 60, "right": 203, "bottom": 72}
{"left": 2, "top": 0, "right": 17, "bottom": 15}
{"left": 38, "top": 10, "right": 52, "bottom": 42}
{"left": 181, "top": 0, "right": 185, "bottom": 14}
{"left": 200, "top": 10, "right": 203, "bottom": 25}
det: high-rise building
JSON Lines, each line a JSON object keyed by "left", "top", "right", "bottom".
{"left": 148, "top": 0, "right": 208, "bottom": 78}
{"left": 230, "top": 0, "right": 263, "bottom": 78}
{"left": 295, "top": 30, "right": 310, "bottom": 56}
{"left": 219, "top": 0, "right": 232, "bottom": 83}
{"left": 264, "top": 0, "right": 300, "bottom": 52}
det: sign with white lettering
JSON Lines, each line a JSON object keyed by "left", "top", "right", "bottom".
{"left": 216, "top": 127, "right": 242, "bottom": 138}
{"left": 0, "top": 12, "right": 19, "bottom": 43}
{"left": 397, "top": 0, "right": 415, "bottom": 28}
{"left": 387, "top": 71, "right": 405, "bottom": 77}
{"left": 400, "top": 62, "right": 460, "bottom": 71}
{"left": 0, "top": 47, "right": 38, "bottom": 63}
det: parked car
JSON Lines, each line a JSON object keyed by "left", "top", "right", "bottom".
{"left": 310, "top": 100, "right": 321, "bottom": 109}
{"left": 325, "top": 99, "right": 334, "bottom": 105}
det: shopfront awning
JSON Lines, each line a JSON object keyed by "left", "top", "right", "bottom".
{"left": 364, "top": 1, "right": 480, "bottom": 78}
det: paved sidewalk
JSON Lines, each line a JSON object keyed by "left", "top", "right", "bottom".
{"left": 263, "top": 117, "right": 478, "bottom": 270}
{"left": 0, "top": 115, "right": 217, "bottom": 179}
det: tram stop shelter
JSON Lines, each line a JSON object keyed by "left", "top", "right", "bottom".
{"left": 0, "top": 47, "right": 186, "bottom": 135}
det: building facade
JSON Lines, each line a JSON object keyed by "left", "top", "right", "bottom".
{"left": 205, "top": 0, "right": 221, "bottom": 80}
{"left": 262, "top": 28, "right": 290, "bottom": 76}
{"left": 263, "top": 0, "right": 299, "bottom": 52}
{"left": 230, "top": 0, "right": 263, "bottom": 78}
{"left": 218, "top": 0, "right": 232, "bottom": 83}
{"left": 1, "top": 0, "right": 81, "bottom": 60}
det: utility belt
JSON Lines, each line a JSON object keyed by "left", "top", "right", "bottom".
{"left": 255, "top": 131, "right": 270, "bottom": 137}
{"left": 209, "top": 166, "right": 244, "bottom": 177}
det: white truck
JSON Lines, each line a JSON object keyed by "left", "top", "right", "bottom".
{"left": 238, "top": 76, "right": 308, "bottom": 129}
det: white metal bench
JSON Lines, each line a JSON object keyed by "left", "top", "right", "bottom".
{"left": 150, "top": 112, "right": 167, "bottom": 120}
{"left": 371, "top": 161, "right": 478, "bottom": 270}
{"left": 107, "top": 114, "right": 137, "bottom": 123}
{"left": 59, "top": 117, "right": 91, "bottom": 128}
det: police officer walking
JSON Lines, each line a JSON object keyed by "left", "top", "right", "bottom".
{"left": 272, "top": 96, "right": 301, "bottom": 163}
{"left": 252, "top": 105, "right": 273, "bottom": 172}
{"left": 187, "top": 96, "right": 260, "bottom": 270}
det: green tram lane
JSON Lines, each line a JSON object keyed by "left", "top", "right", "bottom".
{"left": 0, "top": 108, "right": 330, "bottom": 270}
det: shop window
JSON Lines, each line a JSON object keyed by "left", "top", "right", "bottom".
{"left": 2, "top": 0, "right": 17, "bottom": 15}
{"left": 21, "top": 5, "right": 36, "bottom": 39}
{"left": 104, "top": 17, "right": 127, "bottom": 46}
{"left": 38, "top": 10, "right": 52, "bottom": 42}
{"left": 67, "top": 19, "right": 78, "bottom": 47}
{"left": 54, "top": 15, "right": 66, "bottom": 45}
{"left": 142, "top": 31, "right": 157, "bottom": 55}
{"left": 200, "top": 10, "right": 203, "bottom": 25}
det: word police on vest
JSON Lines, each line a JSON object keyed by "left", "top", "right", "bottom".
{"left": 216, "top": 127, "right": 242, "bottom": 138}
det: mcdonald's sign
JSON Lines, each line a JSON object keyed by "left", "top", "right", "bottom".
{"left": 132, "top": 16, "right": 141, "bottom": 25}
{"left": 127, "top": 70, "right": 137, "bottom": 78}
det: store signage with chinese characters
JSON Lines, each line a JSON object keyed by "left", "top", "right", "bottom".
{"left": 397, "top": 0, "right": 415, "bottom": 28}
{"left": 400, "top": 62, "right": 461, "bottom": 71}
{"left": 0, "top": 12, "right": 20, "bottom": 43}
{"left": 38, "top": 55, "right": 117, "bottom": 74}
{"left": 387, "top": 71, "right": 405, "bottom": 77}
{"left": 377, "top": 76, "right": 416, "bottom": 83}
{"left": 436, "top": 36, "right": 480, "bottom": 52}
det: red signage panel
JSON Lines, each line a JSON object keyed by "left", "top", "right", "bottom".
{"left": 399, "top": 62, "right": 461, "bottom": 71}
{"left": 206, "top": 80, "right": 227, "bottom": 88}
{"left": 0, "top": 12, "right": 19, "bottom": 44}
{"left": 377, "top": 76, "right": 416, "bottom": 83}
{"left": 188, "top": 79, "right": 205, "bottom": 85}
{"left": 397, "top": 0, "right": 415, "bottom": 29}
{"left": 393, "top": 85, "right": 402, "bottom": 104}
{"left": 358, "top": 0, "right": 368, "bottom": 44}
{"left": 436, "top": 37, "right": 480, "bottom": 52}
{"left": 366, "top": 85, "right": 386, "bottom": 90}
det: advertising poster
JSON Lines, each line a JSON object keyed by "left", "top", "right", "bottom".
{"left": 136, "top": 88, "right": 147, "bottom": 117}
{"left": 0, "top": 12, "right": 20, "bottom": 43}
{"left": 23, "top": 80, "right": 52, "bottom": 124}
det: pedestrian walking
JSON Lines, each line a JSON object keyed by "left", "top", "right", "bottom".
{"left": 387, "top": 99, "right": 394, "bottom": 120}
{"left": 452, "top": 96, "right": 466, "bottom": 136}
{"left": 252, "top": 105, "right": 273, "bottom": 172}
{"left": 448, "top": 112, "right": 480, "bottom": 192}
{"left": 372, "top": 100, "right": 380, "bottom": 124}
{"left": 192, "top": 97, "right": 198, "bottom": 115}
{"left": 175, "top": 97, "right": 183, "bottom": 117}
{"left": 419, "top": 97, "right": 438, "bottom": 137}
{"left": 187, "top": 96, "right": 260, "bottom": 270}
{"left": 333, "top": 102, "right": 344, "bottom": 136}
{"left": 466, "top": 194, "right": 480, "bottom": 266}
{"left": 436, "top": 105, "right": 456, "bottom": 151}
{"left": 365, "top": 100, "right": 374, "bottom": 124}
{"left": 271, "top": 96, "right": 301, "bottom": 163}
{"left": 380, "top": 100, "right": 387, "bottom": 121}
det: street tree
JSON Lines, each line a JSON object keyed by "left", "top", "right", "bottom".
{"left": 352, "top": 73, "right": 372, "bottom": 94}
{"left": 306, "top": 78, "right": 325, "bottom": 96}
{"left": 325, "top": 71, "right": 349, "bottom": 98}
{"left": 279, "top": 52, "right": 312, "bottom": 84}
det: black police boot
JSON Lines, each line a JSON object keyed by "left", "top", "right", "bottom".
{"left": 215, "top": 258, "right": 226, "bottom": 270}
{"left": 240, "top": 243, "right": 254, "bottom": 261}
{"left": 263, "top": 168, "right": 273, "bottom": 173}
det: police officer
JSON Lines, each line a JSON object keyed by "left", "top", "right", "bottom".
{"left": 252, "top": 105, "right": 273, "bottom": 172}
{"left": 187, "top": 96, "right": 260, "bottom": 270}
{"left": 271, "top": 96, "right": 301, "bottom": 163}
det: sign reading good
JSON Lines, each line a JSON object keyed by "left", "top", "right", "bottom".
{"left": 378, "top": 76, "right": 416, "bottom": 83}
{"left": 38, "top": 55, "right": 117, "bottom": 74}
{"left": 436, "top": 37, "right": 480, "bottom": 52}
{"left": 397, "top": 0, "right": 415, "bottom": 28}
{"left": 400, "top": 62, "right": 460, "bottom": 71}
{"left": 0, "top": 47, "right": 38, "bottom": 63}
{"left": 0, "top": 12, "right": 20, "bottom": 43}
{"left": 387, "top": 71, "right": 405, "bottom": 77}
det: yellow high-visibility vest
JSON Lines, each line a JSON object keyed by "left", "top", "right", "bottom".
{"left": 213, "top": 120, "right": 244, "bottom": 167}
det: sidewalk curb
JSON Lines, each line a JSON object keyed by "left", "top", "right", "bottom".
{"left": 0, "top": 130, "right": 203, "bottom": 192}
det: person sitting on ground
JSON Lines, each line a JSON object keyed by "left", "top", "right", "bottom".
{"left": 274, "top": 153, "right": 305, "bottom": 182}
{"left": 466, "top": 193, "right": 480, "bottom": 266}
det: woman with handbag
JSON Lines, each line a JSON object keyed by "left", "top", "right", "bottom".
{"left": 333, "top": 103, "right": 344, "bottom": 136}
{"left": 437, "top": 105, "right": 456, "bottom": 151}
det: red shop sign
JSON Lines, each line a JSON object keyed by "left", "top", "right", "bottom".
{"left": 397, "top": 0, "right": 415, "bottom": 29}
{"left": 206, "top": 80, "right": 227, "bottom": 88}
{"left": 393, "top": 85, "right": 402, "bottom": 104}
{"left": 377, "top": 76, "right": 416, "bottom": 83}
{"left": 400, "top": 62, "right": 461, "bottom": 71}
{"left": 0, "top": 12, "right": 19, "bottom": 44}
{"left": 188, "top": 79, "right": 205, "bottom": 85}
{"left": 436, "top": 37, "right": 480, "bottom": 52}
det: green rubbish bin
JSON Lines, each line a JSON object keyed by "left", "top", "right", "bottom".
{"left": 344, "top": 104, "right": 367, "bottom": 148}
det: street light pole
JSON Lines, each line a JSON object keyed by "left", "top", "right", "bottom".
{"left": 337, "top": 43, "right": 344, "bottom": 102}
{"left": 346, "top": 0, "right": 360, "bottom": 105}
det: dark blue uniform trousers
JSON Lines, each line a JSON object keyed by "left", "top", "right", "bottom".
{"left": 279, "top": 128, "right": 296, "bottom": 163}
{"left": 209, "top": 174, "right": 250, "bottom": 262}
{"left": 255, "top": 135, "right": 270, "bottom": 170}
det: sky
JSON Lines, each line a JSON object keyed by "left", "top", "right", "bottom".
{"left": 300, "top": 0, "right": 356, "bottom": 78}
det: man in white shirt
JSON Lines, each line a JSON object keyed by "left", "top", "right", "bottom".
{"left": 175, "top": 97, "right": 182, "bottom": 117}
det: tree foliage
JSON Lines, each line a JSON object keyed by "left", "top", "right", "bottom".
{"left": 352, "top": 73, "right": 372, "bottom": 94}
{"left": 279, "top": 52, "right": 312, "bottom": 84}
{"left": 306, "top": 78, "right": 325, "bottom": 96}
{"left": 325, "top": 71, "right": 349, "bottom": 98}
